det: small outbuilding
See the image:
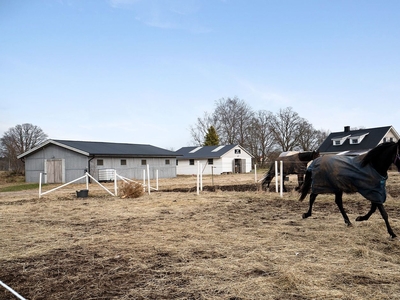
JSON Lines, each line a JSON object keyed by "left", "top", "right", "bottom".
{"left": 175, "top": 144, "right": 253, "bottom": 175}
{"left": 17, "top": 139, "right": 179, "bottom": 183}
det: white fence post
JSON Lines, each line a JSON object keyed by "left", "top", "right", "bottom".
{"left": 156, "top": 170, "right": 159, "bottom": 190}
{"left": 280, "top": 160, "right": 283, "bottom": 198}
{"left": 114, "top": 170, "right": 118, "bottom": 196}
{"left": 197, "top": 161, "right": 200, "bottom": 195}
{"left": 143, "top": 169, "right": 146, "bottom": 192}
{"left": 39, "top": 172, "right": 43, "bottom": 198}
{"left": 275, "top": 161, "right": 279, "bottom": 193}
{"left": 147, "top": 164, "right": 151, "bottom": 195}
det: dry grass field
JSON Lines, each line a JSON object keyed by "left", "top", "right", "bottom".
{"left": 2, "top": 171, "right": 400, "bottom": 299}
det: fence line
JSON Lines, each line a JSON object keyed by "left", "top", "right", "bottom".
{"left": 39, "top": 165, "right": 158, "bottom": 198}
{"left": 0, "top": 280, "right": 26, "bottom": 300}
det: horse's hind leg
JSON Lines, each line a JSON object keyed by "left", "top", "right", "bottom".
{"left": 334, "top": 192, "right": 352, "bottom": 226}
{"left": 302, "top": 193, "right": 317, "bottom": 219}
{"left": 356, "top": 203, "right": 377, "bottom": 222}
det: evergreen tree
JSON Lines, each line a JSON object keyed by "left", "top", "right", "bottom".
{"left": 204, "top": 126, "right": 219, "bottom": 146}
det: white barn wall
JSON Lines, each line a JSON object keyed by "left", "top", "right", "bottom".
{"left": 176, "top": 145, "right": 253, "bottom": 175}
{"left": 22, "top": 144, "right": 177, "bottom": 183}
{"left": 91, "top": 157, "right": 176, "bottom": 180}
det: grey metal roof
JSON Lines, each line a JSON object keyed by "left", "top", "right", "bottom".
{"left": 318, "top": 126, "right": 392, "bottom": 154}
{"left": 18, "top": 139, "right": 178, "bottom": 158}
{"left": 175, "top": 145, "right": 252, "bottom": 160}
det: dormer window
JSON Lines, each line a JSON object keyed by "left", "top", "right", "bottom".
{"left": 351, "top": 138, "right": 359, "bottom": 144}
{"left": 332, "top": 135, "right": 350, "bottom": 146}
{"left": 349, "top": 133, "right": 369, "bottom": 145}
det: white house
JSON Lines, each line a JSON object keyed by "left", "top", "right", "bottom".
{"left": 318, "top": 125, "right": 400, "bottom": 155}
{"left": 175, "top": 145, "right": 253, "bottom": 175}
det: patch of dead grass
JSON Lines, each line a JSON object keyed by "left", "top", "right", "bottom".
{"left": 1, "top": 172, "right": 400, "bottom": 299}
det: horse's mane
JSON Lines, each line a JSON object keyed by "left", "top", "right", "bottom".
{"left": 361, "top": 142, "right": 396, "bottom": 167}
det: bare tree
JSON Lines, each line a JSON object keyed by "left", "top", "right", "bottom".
{"left": 268, "top": 107, "right": 303, "bottom": 151}
{"left": 297, "top": 119, "right": 320, "bottom": 151}
{"left": 0, "top": 123, "right": 48, "bottom": 173}
{"left": 314, "top": 129, "right": 330, "bottom": 149}
{"left": 189, "top": 111, "right": 216, "bottom": 146}
{"left": 213, "top": 97, "right": 254, "bottom": 146}
{"left": 247, "top": 110, "right": 277, "bottom": 167}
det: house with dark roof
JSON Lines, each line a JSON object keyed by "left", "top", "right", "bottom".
{"left": 318, "top": 126, "right": 399, "bottom": 155}
{"left": 175, "top": 144, "right": 253, "bottom": 175}
{"left": 17, "top": 139, "right": 179, "bottom": 183}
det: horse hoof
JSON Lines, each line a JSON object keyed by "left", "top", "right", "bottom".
{"left": 356, "top": 216, "right": 364, "bottom": 222}
{"left": 302, "top": 213, "right": 308, "bottom": 219}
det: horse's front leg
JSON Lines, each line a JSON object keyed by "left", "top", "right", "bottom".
{"left": 296, "top": 174, "right": 304, "bottom": 191}
{"left": 302, "top": 193, "right": 317, "bottom": 219}
{"left": 356, "top": 202, "right": 377, "bottom": 222}
{"left": 334, "top": 192, "right": 352, "bottom": 226}
{"left": 377, "top": 204, "right": 396, "bottom": 239}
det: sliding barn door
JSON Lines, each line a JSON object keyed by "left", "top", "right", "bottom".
{"left": 46, "top": 159, "right": 63, "bottom": 183}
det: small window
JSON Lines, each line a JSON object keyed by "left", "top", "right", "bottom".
{"left": 141, "top": 159, "right": 147, "bottom": 165}
{"left": 234, "top": 149, "right": 241, "bottom": 154}
{"left": 189, "top": 159, "right": 195, "bottom": 165}
{"left": 390, "top": 137, "right": 394, "bottom": 142}
{"left": 208, "top": 158, "right": 213, "bottom": 165}
{"left": 97, "top": 159, "right": 104, "bottom": 166}
{"left": 176, "top": 160, "right": 179, "bottom": 166}
{"left": 121, "top": 159, "right": 127, "bottom": 166}
{"left": 351, "top": 138, "right": 358, "bottom": 144}
{"left": 165, "top": 159, "right": 170, "bottom": 165}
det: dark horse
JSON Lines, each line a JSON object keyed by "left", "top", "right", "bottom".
{"left": 262, "top": 150, "right": 319, "bottom": 192}
{"left": 299, "top": 141, "right": 400, "bottom": 238}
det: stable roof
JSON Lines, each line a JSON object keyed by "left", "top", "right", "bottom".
{"left": 175, "top": 144, "right": 253, "bottom": 160}
{"left": 18, "top": 139, "right": 178, "bottom": 159}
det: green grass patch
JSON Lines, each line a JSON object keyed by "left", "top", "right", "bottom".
{"left": 0, "top": 183, "right": 40, "bottom": 192}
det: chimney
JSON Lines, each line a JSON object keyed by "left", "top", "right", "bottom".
{"left": 344, "top": 126, "right": 350, "bottom": 132}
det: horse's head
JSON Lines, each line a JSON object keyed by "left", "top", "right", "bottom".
{"left": 361, "top": 141, "right": 400, "bottom": 175}
{"left": 312, "top": 150, "right": 320, "bottom": 160}
{"left": 298, "top": 150, "right": 320, "bottom": 162}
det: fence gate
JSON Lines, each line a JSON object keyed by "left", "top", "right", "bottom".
{"left": 46, "top": 159, "right": 63, "bottom": 183}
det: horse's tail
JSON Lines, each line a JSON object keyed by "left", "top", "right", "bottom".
{"left": 299, "top": 169, "right": 312, "bottom": 201}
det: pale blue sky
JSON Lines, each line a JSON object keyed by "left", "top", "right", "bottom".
{"left": 1, "top": 0, "right": 400, "bottom": 150}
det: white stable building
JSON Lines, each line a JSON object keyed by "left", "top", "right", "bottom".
{"left": 175, "top": 145, "right": 253, "bottom": 175}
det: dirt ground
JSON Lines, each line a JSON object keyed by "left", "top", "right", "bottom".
{"left": 2, "top": 172, "right": 400, "bottom": 299}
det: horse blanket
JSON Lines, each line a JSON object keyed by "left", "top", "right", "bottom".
{"left": 308, "top": 155, "right": 387, "bottom": 204}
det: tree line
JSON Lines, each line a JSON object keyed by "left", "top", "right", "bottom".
{"left": 190, "top": 97, "right": 328, "bottom": 167}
